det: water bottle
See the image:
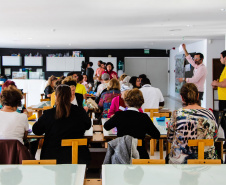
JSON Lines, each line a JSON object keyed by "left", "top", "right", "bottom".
{"left": 118, "top": 60, "right": 123, "bottom": 70}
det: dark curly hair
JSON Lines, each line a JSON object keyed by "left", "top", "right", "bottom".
{"left": 124, "top": 88, "right": 144, "bottom": 108}
{"left": 0, "top": 85, "right": 22, "bottom": 107}
{"left": 180, "top": 83, "right": 200, "bottom": 106}
{"left": 106, "top": 62, "right": 114, "bottom": 70}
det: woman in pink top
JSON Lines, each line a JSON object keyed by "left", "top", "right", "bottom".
{"left": 102, "top": 62, "right": 118, "bottom": 79}
{"left": 107, "top": 82, "right": 143, "bottom": 118}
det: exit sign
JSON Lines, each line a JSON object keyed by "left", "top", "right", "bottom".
{"left": 144, "top": 49, "right": 150, "bottom": 54}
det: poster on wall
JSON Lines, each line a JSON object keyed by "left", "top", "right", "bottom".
{"left": 175, "top": 54, "right": 185, "bottom": 93}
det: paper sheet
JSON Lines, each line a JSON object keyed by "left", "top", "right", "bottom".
{"left": 179, "top": 44, "right": 183, "bottom": 53}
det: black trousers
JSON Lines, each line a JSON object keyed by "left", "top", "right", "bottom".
{"left": 219, "top": 100, "right": 226, "bottom": 148}
{"left": 198, "top": 92, "right": 204, "bottom": 100}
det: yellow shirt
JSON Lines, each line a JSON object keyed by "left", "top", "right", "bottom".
{"left": 75, "top": 83, "right": 87, "bottom": 95}
{"left": 51, "top": 92, "right": 56, "bottom": 107}
{"left": 218, "top": 66, "right": 226, "bottom": 100}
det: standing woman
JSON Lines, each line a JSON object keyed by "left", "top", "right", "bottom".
{"left": 33, "top": 85, "right": 91, "bottom": 164}
{"left": 167, "top": 83, "right": 218, "bottom": 164}
{"left": 102, "top": 62, "right": 118, "bottom": 79}
{"left": 44, "top": 75, "right": 57, "bottom": 98}
{"left": 98, "top": 79, "right": 121, "bottom": 118}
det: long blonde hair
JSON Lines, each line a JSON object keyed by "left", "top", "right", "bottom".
{"left": 107, "top": 79, "right": 120, "bottom": 90}
{"left": 46, "top": 75, "right": 57, "bottom": 87}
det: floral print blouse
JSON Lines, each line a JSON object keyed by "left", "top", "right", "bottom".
{"left": 167, "top": 108, "right": 218, "bottom": 164}
{"left": 98, "top": 89, "right": 121, "bottom": 118}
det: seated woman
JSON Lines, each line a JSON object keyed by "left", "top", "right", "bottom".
{"left": 44, "top": 75, "right": 57, "bottom": 99}
{"left": 98, "top": 78, "right": 121, "bottom": 118}
{"left": 62, "top": 77, "right": 88, "bottom": 112}
{"left": 129, "top": 76, "right": 141, "bottom": 89}
{"left": 104, "top": 89, "right": 160, "bottom": 159}
{"left": 107, "top": 82, "right": 143, "bottom": 118}
{"left": 0, "top": 86, "right": 29, "bottom": 144}
{"left": 167, "top": 83, "right": 218, "bottom": 164}
{"left": 32, "top": 85, "right": 91, "bottom": 164}
{"left": 82, "top": 74, "right": 92, "bottom": 93}
{"left": 119, "top": 73, "right": 127, "bottom": 86}
{"left": 0, "top": 80, "right": 27, "bottom": 115}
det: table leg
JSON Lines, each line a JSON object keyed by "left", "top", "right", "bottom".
{"left": 37, "top": 110, "right": 42, "bottom": 118}
{"left": 159, "top": 139, "right": 163, "bottom": 159}
{"left": 166, "top": 141, "right": 171, "bottom": 156}
{"left": 150, "top": 139, "right": 155, "bottom": 156}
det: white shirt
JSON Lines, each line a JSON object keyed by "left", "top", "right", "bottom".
{"left": 127, "top": 107, "right": 139, "bottom": 112}
{"left": 140, "top": 84, "right": 164, "bottom": 110}
{"left": 96, "top": 82, "right": 109, "bottom": 97}
{"left": 0, "top": 111, "right": 29, "bottom": 144}
{"left": 71, "top": 97, "right": 78, "bottom": 105}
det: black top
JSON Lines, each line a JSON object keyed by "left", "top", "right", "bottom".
{"left": 75, "top": 93, "right": 83, "bottom": 107}
{"left": 104, "top": 110, "right": 160, "bottom": 158}
{"left": 86, "top": 68, "right": 94, "bottom": 83}
{"left": 32, "top": 104, "right": 91, "bottom": 164}
{"left": 44, "top": 85, "right": 54, "bottom": 99}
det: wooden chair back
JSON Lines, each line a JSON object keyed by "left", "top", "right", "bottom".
{"left": 187, "top": 139, "right": 221, "bottom": 164}
{"left": 144, "top": 108, "right": 159, "bottom": 118}
{"left": 61, "top": 139, "right": 87, "bottom": 164}
{"left": 153, "top": 112, "right": 170, "bottom": 118}
{"left": 40, "top": 93, "right": 50, "bottom": 102}
{"left": 22, "top": 160, "right": 56, "bottom": 165}
{"left": 187, "top": 159, "right": 221, "bottom": 164}
{"left": 144, "top": 108, "right": 170, "bottom": 118}
{"left": 132, "top": 159, "right": 165, "bottom": 164}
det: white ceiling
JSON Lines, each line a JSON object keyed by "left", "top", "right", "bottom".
{"left": 0, "top": 0, "right": 226, "bottom": 50}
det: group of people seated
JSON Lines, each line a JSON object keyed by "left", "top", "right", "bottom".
{"left": 0, "top": 62, "right": 219, "bottom": 164}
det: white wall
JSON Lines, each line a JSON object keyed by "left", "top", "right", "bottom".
{"left": 169, "top": 39, "right": 225, "bottom": 109}
{"left": 206, "top": 40, "right": 225, "bottom": 109}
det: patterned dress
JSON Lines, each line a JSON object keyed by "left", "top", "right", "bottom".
{"left": 167, "top": 108, "right": 218, "bottom": 164}
{"left": 98, "top": 89, "right": 121, "bottom": 118}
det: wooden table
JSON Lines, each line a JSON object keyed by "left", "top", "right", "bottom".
{"left": 28, "top": 101, "right": 52, "bottom": 118}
